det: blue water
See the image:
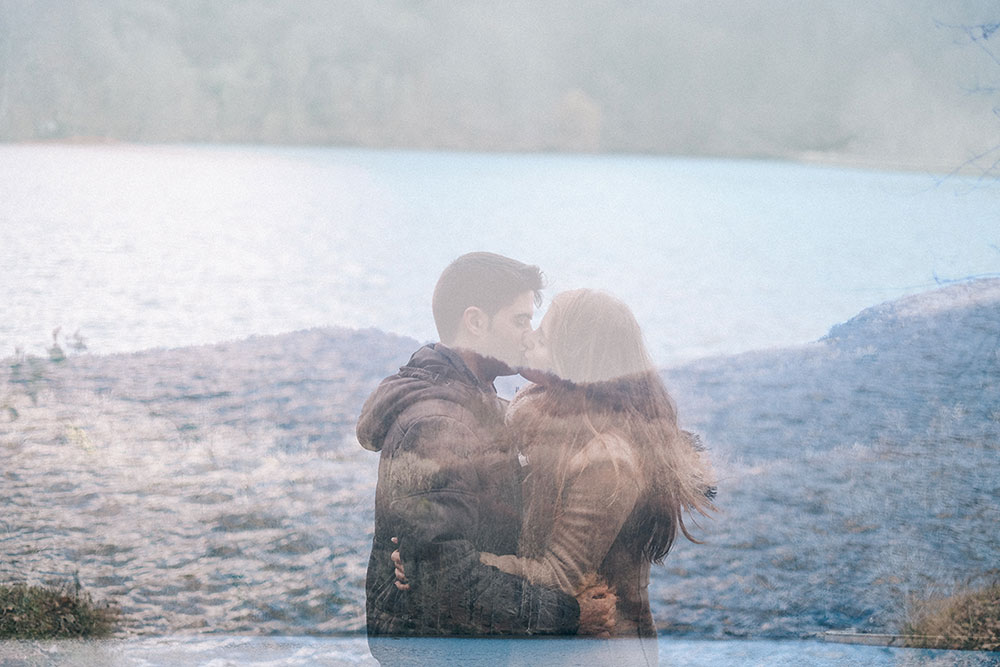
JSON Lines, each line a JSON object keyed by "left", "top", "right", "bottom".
{"left": 1, "top": 144, "right": 997, "bottom": 364}
{"left": 0, "top": 636, "right": 995, "bottom": 666}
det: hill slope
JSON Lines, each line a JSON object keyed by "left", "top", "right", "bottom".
{"left": 1, "top": 280, "right": 997, "bottom": 637}
{"left": 663, "top": 278, "right": 1000, "bottom": 636}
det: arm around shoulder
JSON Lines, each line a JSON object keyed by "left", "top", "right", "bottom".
{"left": 385, "top": 414, "right": 582, "bottom": 635}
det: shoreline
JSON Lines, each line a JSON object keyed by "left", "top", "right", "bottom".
{"left": 1, "top": 138, "right": 980, "bottom": 179}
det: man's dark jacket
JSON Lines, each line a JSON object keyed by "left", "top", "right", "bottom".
{"left": 357, "top": 343, "right": 580, "bottom": 636}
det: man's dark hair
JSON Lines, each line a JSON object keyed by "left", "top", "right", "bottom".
{"left": 432, "top": 252, "right": 545, "bottom": 344}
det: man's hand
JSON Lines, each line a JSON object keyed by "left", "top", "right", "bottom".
{"left": 390, "top": 536, "right": 410, "bottom": 591}
{"left": 575, "top": 576, "right": 617, "bottom": 637}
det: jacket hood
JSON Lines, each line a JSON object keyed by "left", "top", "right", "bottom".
{"left": 356, "top": 344, "right": 491, "bottom": 452}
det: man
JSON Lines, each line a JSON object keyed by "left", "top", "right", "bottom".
{"left": 357, "top": 252, "right": 608, "bottom": 641}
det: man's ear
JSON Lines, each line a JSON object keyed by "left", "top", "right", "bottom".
{"left": 461, "top": 306, "right": 489, "bottom": 338}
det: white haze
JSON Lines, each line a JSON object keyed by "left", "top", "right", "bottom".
{"left": 0, "top": 1, "right": 997, "bottom": 173}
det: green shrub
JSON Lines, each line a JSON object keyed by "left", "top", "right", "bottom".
{"left": 0, "top": 583, "right": 118, "bottom": 639}
{"left": 902, "top": 578, "right": 1000, "bottom": 651}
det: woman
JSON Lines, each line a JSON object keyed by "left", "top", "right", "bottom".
{"left": 479, "top": 288, "right": 716, "bottom": 647}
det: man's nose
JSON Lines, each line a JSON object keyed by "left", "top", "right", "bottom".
{"left": 521, "top": 329, "right": 536, "bottom": 350}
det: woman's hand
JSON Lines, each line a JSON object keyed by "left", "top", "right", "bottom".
{"left": 575, "top": 575, "right": 617, "bottom": 637}
{"left": 390, "top": 536, "right": 410, "bottom": 591}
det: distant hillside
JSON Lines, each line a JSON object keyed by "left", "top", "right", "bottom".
{"left": 1, "top": 1, "right": 997, "bottom": 171}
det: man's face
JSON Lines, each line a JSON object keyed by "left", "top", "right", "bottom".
{"left": 480, "top": 290, "right": 535, "bottom": 367}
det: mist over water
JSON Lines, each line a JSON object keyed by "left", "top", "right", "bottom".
{"left": 2, "top": 144, "right": 997, "bottom": 365}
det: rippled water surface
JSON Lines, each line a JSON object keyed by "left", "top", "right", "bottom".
{"left": 2, "top": 144, "right": 998, "bottom": 364}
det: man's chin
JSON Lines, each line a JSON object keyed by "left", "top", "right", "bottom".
{"left": 516, "top": 366, "right": 560, "bottom": 385}
{"left": 490, "top": 357, "right": 518, "bottom": 377}
{"left": 486, "top": 351, "right": 527, "bottom": 377}
{"left": 465, "top": 350, "right": 517, "bottom": 378}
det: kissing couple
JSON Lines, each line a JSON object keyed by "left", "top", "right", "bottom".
{"left": 357, "top": 252, "right": 716, "bottom": 664}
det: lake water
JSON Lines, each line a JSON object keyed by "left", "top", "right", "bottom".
{"left": 1, "top": 635, "right": 996, "bottom": 666}
{"left": 2, "top": 144, "right": 998, "bottom": 364}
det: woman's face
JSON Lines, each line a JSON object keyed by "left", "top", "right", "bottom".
{"left": 524, "top": 308, "right": 556, "bottom": 373}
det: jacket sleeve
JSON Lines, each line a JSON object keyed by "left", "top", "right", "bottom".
{"left": 385, "top": 414, "right": 580, "bottom": 635}
{"left": 479, "top": 436, "right": 641, "bottom": 596}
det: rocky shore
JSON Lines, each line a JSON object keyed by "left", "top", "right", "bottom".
{"left": 2, "top": 280, "right": 998, "bottom": 638}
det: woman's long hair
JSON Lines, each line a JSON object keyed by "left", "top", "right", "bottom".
{"left": 514, "top": 289, "right": 715, "bottom": 564}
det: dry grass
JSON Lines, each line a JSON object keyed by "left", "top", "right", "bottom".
{"left": 901, "top": 577, "right": 1000, "bottom": 651}
{"left": 0, "top": 582, "right": 118, "bottom": 639}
